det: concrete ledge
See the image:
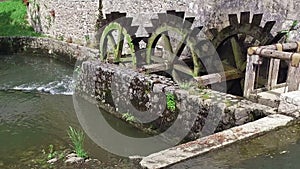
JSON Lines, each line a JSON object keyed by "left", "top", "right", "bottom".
{"left": 140, "top": 114, "right": 294, "bottom": 169}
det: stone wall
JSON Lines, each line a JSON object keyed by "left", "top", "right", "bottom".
{"left": 27, "top": 0, "right": 300, "bottom": 45}
{"left": 0, "top": 36, "right": 281, "bottom": 141}
{"left": 27, "top": 0, "right": 99, "bottom": 45}
{"left": 0, "top": 37, "right": 99, "bottom": 64}
{"left": 77, "top": 60, "right": 276, "bottom": 140}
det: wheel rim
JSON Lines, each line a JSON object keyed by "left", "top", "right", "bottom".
{"left": 99, "top": 22, "right": 136, "bottom": 67}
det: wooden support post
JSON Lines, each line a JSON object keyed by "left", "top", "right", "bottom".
{"left": 244, "top": 54, "right": 259, "bottom": 98}
{"left": 267, "top": 59, "right": 280, "bottom": 89}
{"left": 267, "top": 44, "right": 281, "bottom": 90}
{"left": 287, "top": 65, "right": 300, "bottom": 91}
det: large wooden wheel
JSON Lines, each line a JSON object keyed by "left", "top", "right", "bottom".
{"left": 208, "top": 12, "right": 278, "bottom": 95}
{"left": 99, "top": 12, "right": 138, "bottom": 68}
{"left": 145, "top": 11, "right": 203, "bottom": 84}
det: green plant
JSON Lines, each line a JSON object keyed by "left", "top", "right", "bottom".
{"left": 58, "top": 35, "right": 64, "bottom": 41}
{"left": 179, "top": 82, "right": 192, "bottom": 90}
{"left": 67, "top": 126, "right": 88, "bottom": 158}
{"left": 166, "top": 92, "right": 176, "bottom": 112}
{"left": 47, "top": 144, "right": 57, "bottom": 159}
{"left": 225, "top": 99, "right": 232, "bottom": 107}
{"left": 279, "top": 20, "right": 299, "bottom": 42}
{"left": 122, "top": 113, "right": 136, "bottom": 122}
{"left": 202, "top": 92, "right": 211, "bottom": 100}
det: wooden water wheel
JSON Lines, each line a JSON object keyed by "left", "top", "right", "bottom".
{"left": 99, "top": 12, "right": 139, "bottom": 68}
{"left": 143, "top": 10, "right": 204, "bottom": 84}
{"left": 208, "top": 12, "right": 280, "bottom": 95}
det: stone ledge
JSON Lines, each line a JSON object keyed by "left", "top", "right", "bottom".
{"left": 0, "top": 36, "right": 99, "bottom": 64}
{"left": 140, "top": 114, "right": 294, "bottom": 169}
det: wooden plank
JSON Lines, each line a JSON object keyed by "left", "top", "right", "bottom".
{"left": 173, "top": 64, "right": 194, "bottom": 76}
{"left": 151, "top": 56, "right": 166, "bottom": 63}
{"left": 194, "top": 69, "right": 244, "bottom": 86}
{"left": 240, "top": 12, "right": 250, "bottom": 24}
{"left": 244, "top": 54, "right": 258, "bottom": 98}
{"left": 231, "top": 37, "right": 247, "bottom": 71}
{"left": 250, "top": 47, "right": 295, "bottom": 61}
{"left": 287, "top": 65, "right": 300, "bottom": 91}
{"left": 142, "top": 63, "right": 169, "bottom": 73}
{"left": 229, "top": 14, "right": 239, "bottom": 27}
{"left": 119, "top": 57, "right": 133, "bottom": 62}
{"left": 258, "top": 42, "right": 300, "bottom": 51}
{"left": 267, "top": 58, "right": 280, "bottom": 90}
{"left": 263, "top": 21, "right": 276, "bottom": 33}
{"left": 251, "top": 14, "right": 263, "bottom": 26}
{"left": 209, "top": 28, "right": 218, "bottom": 37}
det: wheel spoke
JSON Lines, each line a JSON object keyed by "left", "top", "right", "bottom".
{"left": 173, "top": 63, "right": 194, "bottom": 76}
{"left": 172, "top": 69, "right": 183, "bottom": 84}
{"left": 174, "top": 33, "right": 188, "bottom": 57}
{"left": 107, "top": 33, "right": 116, "bottom": 47}
{"left": 161, "top": 34, "right": 174, "bottom": 62}
{"left": 151, "top": 55, "right": 167, "bottom": 63}
{"left": 230, "top": 36, "right": 246, "bottom": 71}
{"left": 115, "top": 29, "right": 124, "bottom": 61}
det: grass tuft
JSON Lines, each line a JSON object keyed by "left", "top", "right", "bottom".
{"left": 67, "top": 126, "right": 88, "bottom": 158}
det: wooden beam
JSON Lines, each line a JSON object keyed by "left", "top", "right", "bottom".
{"left": 194, "top": 69, "right": 244, "bottom": 86}
{"left": 267, "top": 44, "right": 281, "bottom": 90}
{"left": 257, "top": 42, "right": 300, "bottom": 51}
{"left": 141, "top": 63, "right": 169, "bottom": 73}
{"left": 244, "top": 54, "right": 258, "bottom": 98}
{"left": 267, "top": 58, "right": 280, "bottom": 90}
{"left": 287, "top": 65, "right": 300, "bottom": 91}
{"left": 248, "top": 47, "right": 297, "bottom": 61}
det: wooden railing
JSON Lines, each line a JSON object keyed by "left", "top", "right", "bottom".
{"left": 244, "top": 42, "right": 300, "bottom": 98}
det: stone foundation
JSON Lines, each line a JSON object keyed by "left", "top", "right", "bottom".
{"left": 76, "top": 60, "right": 276, "bottom": 140}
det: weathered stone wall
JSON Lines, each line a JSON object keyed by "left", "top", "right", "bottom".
{"left": 0, "top": 37, "right": 99, "bottom": 64}
{"left": 103, "top": 0, "right": 300, "bottom": 39}
{"left": 27, "top": 0, "right": 99, "bottom": 45}
{"left": 27, "top": 0, "right": 300, "bottom": 44}
{"left": 0, "top": 36, "right": 283, "bottom": 141}
{"left": 77, "top": 60, "right": 276, "bottom": 140}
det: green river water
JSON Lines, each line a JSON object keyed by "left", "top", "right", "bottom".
{"left": 1, "top": 53, "right": 300, "bottom": 169}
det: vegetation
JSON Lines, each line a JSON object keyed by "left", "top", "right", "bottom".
{"left": 0, "top": 0, "right": 40, "bottom": 36}
{"left": 47, "top": 144, "right": 57, "bottom": 159}
{"left": 179, "top": 82, "right": 192, "bottom": 90}
{"left": 122, "top": 112, "right": 136, "bottom": 122}
{"left": 67, "top": 126, "right": 88, "bottom": 158}
{"left": 166, "top": 92, "right": 176, "bottom": 112}
{"left": 279, "top": 20, "right": 299, "bottom": 42}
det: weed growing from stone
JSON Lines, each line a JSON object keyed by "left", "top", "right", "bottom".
{"left": 179, "top": 82, "right": 192, "bottom": 90}
{"left": 67, "top": 126, "right": 88, "bottom": 158}
{"left": 122, "top": 112, "right": 136, "bottom": 122}
{"left": 202, "top": 92, "right": 211, "bottom": 100}
{"left": 166, "top": 92, "right": 176, "bottom": 112}
{"left": 47, "top": 144, "right": 57, "bottom": 160}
